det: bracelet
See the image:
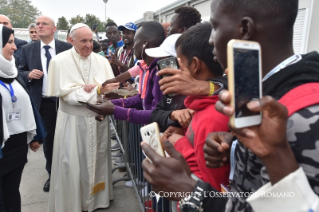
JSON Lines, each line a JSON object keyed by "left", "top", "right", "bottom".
{"left": 97, "top": 85, "right": 101, "bottom": 95}
{"left": 124, "top": 95, "right": 127, "bottom": 99}
{"left": 208, "top": 81, "right": 215, "bottom": 96}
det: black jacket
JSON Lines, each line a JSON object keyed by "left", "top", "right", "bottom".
{"left": 14, "top": 37, "right": 28, "bottom": 66}
{"left": 18, "top": 40, "right": 72, "bottom": 109}
{"left": 150, "top": 94, "right": 187, "bottom": 132}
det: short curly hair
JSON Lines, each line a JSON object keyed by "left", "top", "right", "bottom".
{"left": 175, "top": 6, "right": 202, "bottom": 29}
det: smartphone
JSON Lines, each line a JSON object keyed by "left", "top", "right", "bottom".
{"left": 157, "top": 57, "right": 179, "bottom": 97}
{"left": 227, "top": 40, "right": 262, "bottom": 128}
{"left": 140, "top": 122, "right": 165, "bottom": 163}
{"left": 78, "top": 100, "right": 102, "bottom": 106}
{"left": 92, "top": 24, "right": 97, "bottom": 31}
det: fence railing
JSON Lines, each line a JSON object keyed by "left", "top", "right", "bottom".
{"left": 110, "top": 117, "right": 176, "bottom": 212}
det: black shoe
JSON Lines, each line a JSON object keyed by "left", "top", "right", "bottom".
{"left": 111, "top": 135, "right": 117, "bottom": 140}
{"left": 43, "top": 179, "right": 50, "bottom": 192}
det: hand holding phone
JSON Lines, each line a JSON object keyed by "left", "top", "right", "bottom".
{"left": 227, "top": 40, "right": 262, "bottom": 128}
{"left": 157, "top": 57, "right": 180, "bottom": 97}
{"left": 140, "top": 123, "right": 165, "bottom": 163}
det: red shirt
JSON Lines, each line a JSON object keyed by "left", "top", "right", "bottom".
{"left": 174, "top": 95, "right": 230, "bottom": 191}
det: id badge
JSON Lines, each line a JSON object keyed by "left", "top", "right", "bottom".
{"left": 7, "top": 109, "right": 21, "bottom": 121}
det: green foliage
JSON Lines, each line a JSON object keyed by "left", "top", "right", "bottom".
{"left": 57, "top": 16, "right": 69, "bottom": 30}
{"left": 107, "top": 17, "right": 114, "bottom": 23}
{"left": 0, "top": 0, "right": 42, "bottom": 28}
{"left": 69, "top": 15, "right": 85, "bottom": 26}
{"left": 69, "top": 14, "right": 115, "bottom": 32}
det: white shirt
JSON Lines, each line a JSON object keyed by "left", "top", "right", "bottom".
{"left": 40, "top": 39, "right": 56, "bottom": 95}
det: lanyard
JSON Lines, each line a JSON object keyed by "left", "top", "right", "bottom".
{"left": 229, "top": 140, "right": 238, "bottom": 183}
{"left": 262, "top": 54, "right": 302, "bottom": 82}
{"left": 0, "top": 80, "right": 17, "bottom": 105}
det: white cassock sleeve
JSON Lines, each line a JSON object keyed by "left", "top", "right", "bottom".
{"left": 247, "top": 167, "right": 319, "bottom": 212}
{"left": 62, "top": 87, "right": 99, "bottom": 106}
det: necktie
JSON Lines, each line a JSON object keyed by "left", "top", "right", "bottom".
{"left": 43, "top": 45, "right": 56, "bottom": 102}
{"left": 43, "top": 45, "right": 52, "bottom": 72}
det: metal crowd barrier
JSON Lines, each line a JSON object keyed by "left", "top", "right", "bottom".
{"left": 110, "top": 116, "right": 176, "bottom": 212}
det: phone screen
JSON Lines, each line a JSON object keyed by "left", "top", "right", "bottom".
{"left": 233, "top": 48, "right": 261, "bottom": 118}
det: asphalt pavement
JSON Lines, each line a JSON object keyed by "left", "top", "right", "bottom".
{"left": 20, "top": 141, "right": 140, "bottom": 212}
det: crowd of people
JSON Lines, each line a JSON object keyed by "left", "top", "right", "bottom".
{"left": 0, "top": 0, "right": 319, "bottom": 211}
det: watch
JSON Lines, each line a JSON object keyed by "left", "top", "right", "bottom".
{"left": 179, "top": 180, "right": 206, "bottom": 212}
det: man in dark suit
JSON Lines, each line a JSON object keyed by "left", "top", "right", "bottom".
{"left": 0, "top": 14, "right": 28, "bottom": 66}
{"left": 19, "top": 15, "right": 72, "bottom": 192}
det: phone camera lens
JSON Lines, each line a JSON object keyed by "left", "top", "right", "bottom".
{"left": 165, "top": 61, "right": 170, "bottom": 66}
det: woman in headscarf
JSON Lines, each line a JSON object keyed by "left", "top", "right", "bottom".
{"left": 0, "top": 24, "right": 43, "bottom": 212}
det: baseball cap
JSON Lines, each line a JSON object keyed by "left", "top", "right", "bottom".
{"left": 145, "top": 34, "right": 182, "bottom": 58}
{"left": 118, "top": 22, "right": 137, "bottom": 32}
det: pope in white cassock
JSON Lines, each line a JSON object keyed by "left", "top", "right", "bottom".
{"left": 45, "top": 23, "right": 117, "bottom": 212}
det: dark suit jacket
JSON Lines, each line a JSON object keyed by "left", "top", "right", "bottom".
{"left": 18, "top": 39, "right": 72, "bottom": 109}
{"left": 14, "top": 37, "right": 28, "bottom": 66}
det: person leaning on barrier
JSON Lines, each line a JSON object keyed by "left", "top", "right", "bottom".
{"left": 0, "top": 24, "right": 43, "bottom": 212}
{"left": 141, "top": 97, "right": 319, "bottom": 212}
{"left": 87, "top": 21, "right": 166, "bottom": 125}
{"left": 142, "top": 0, "right": 319, "bottom": 211}
{"left": 108, "top": 22, "right": 137, "bottom": 83}
{"left": 158, "top": 22, "right": 230, "bottom": 193}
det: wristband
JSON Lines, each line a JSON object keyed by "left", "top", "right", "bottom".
{"left": 208, "top": 81, "right": 215, "bottom": 96}
{"left": 97, "top": 85, "right": 101, "bottom": 95}
{"left": 124, "top": 95, "right": 127, "bottom": 99}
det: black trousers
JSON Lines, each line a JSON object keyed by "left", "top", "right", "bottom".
{"left": 0, "top": 164, "right": 25, "bottom": 212}
{"left": 40, "top": 98, "right": 57, "bottom": 176}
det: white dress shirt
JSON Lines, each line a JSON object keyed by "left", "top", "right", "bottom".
{"left": 40, "top": 39, "right": 56, "bottom": 95}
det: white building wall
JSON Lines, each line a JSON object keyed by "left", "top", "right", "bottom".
{"left": 136, "top": 0, "right": 318, "bottom": 53}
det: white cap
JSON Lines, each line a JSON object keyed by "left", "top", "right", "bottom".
{"left": 145, "top": 34, "right": 182, "bottom": 58}
{"left": 70, "top": 23, "right": 90, "bottom": 33}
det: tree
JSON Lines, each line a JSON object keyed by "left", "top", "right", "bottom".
{"left": 69, "top": 15, "right": 85, "bottom": 26}
{"left": 97, "top": 21, "right": 106, "bottom": 32}
{"left": 57, "top": 16, "right": 69, "bottom": 30}
{"left": 107, "top": 17, "right": 114, "bottom": 23}
{"left": 0, "top": 0, "right": 42, "bottom": 28}
{"left": 84, "top": 14, "right": 101, "bottom": 30}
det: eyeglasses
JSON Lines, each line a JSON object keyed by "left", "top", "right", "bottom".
{"left": 29, "top": 31, "right": 37, "bottom": 34}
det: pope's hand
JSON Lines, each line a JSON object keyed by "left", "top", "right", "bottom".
{"left": 86, "top": 100, "right": 115, "bottom": 116}
{"left": 83, "top": 84, "right": 97, "bottom": 93}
